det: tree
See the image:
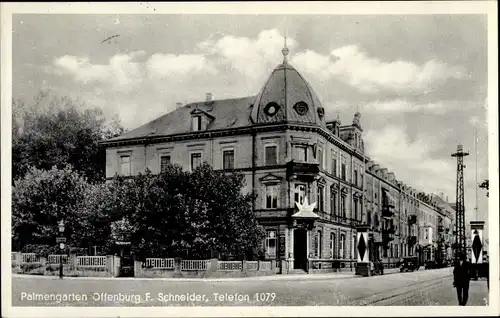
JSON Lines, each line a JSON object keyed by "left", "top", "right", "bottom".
{"left": 101, "top": 164, "right": 265, "bottom": 260}
{"left": 12, "top": 91, "right": 125, "bottom": 183}
{"left": 12, "top": 165, "right": 89, "bottom": 253}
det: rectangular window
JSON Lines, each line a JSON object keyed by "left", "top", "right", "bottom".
{"left": 332, "top": 158, "right": 337, "bottom": 176}
{"left": 295, "top": 145, "right": 307, "bottom": 162}
{"left": 265, "top": 184, "right": 279, "bottom": 209}
{"left": 265, "top": 230, "right": 277, "bottom": 257}
{"left": 317, "top": 185, "right": 325, "bottom": 211}
{"left": 330, "top": 190, "right": 337, "bottom": 215}
{"left": 341, "top": 195, "right": 346, "bottom": 217}
{"left": 340, "top": 234, "right": 345, "bottom": 259}
{"left": 265, "top": 145, "right": 278, "bottom": 165}
{"left": 190, "top": 152, "right": 202, "bottom": 171}
{"left": 223, "top": 149, "right": 235, "bottom": 169}
{"left": 330, "top": 233, "right": 336, "bottom": 259}
{"left": 341, "top": 163, "right": 346, "bottom": 180}
{"left": 354, "top": 198, "right": 358, "bottom": 220}
{"left": 354, "top": 168, "right": 358, "bottom": 186}
{"left": 120, "top": 155, "right": 131, "bottom": 176}
{"left": 294, "top": 184, "right": 306, "bottom": 205}
{"left": 317, "top": 147, "right": 323, "bottom": 169}
{"left": 160, "top": 155, "right": 171, "bottom": 173}
{"left": 315, "top": 230, "right": 323, "bottom": 258}
{"left": 352, "top": 234, "right": 357, "bottom": 259}
{"left": 192, "top": 116, "right": 202, "bottom": 131}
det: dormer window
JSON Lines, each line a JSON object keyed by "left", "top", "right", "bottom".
{"left": 192, "top": 115, "right": 202, "bottom": 131}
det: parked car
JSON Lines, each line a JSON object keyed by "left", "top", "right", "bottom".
{"left": 424, "top": 260, "right": 437, "bottom": 269}
{"left": 400, "top": 257, "right": 420, "bottom": 272}
{"left": 435, "top": 260, "right": 448, "bottom": 268}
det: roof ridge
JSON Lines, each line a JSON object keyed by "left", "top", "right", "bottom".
{"left": 188, "top": 95, "right": 255, "bottom": 105}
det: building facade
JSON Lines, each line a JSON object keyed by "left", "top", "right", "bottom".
{"left": 102, "top": 45, "right": 455, "bottom": 268}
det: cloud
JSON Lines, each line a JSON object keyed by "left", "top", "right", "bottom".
{"left": 363, "top": 99, "right": 449, "bottom": 114}
{"left": 292, "top": 45, "right": 466, "bottom": 94}
{"left": 53, "top": 50, "right": 219, "bottom": 92}
{"left": 197, "top": 29, "right": 299, "bottom": 82}
{"left": 146, "top": 53, "right": 218, "bottom": 78}
{"left": 53, "top": 51, "right": 147, "bottom": 91}
{"left": 364, "top": 125, "right": 456, "bottom": 195}
{"left": 51, "top": 28, "right": 467, "bottom": 104}
{"left": 363, "top": 125, "right": 488, "bottom": 221}
{"left": 48, "top": 28, "right": 473, "bottom": 132}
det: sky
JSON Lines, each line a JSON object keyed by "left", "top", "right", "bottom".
{"left": 11, "top": 13, "right": 489, "bottom": 235}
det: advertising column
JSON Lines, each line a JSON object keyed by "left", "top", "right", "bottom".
{"left": 355, "top": 225, "right": 370, "bottom": 276}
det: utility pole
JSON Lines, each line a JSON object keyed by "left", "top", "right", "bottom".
{"left": 475, "top": 128, "right": 479, "bottom": 221}
{"left": 451, "top": 144, "right": 469, "bottom": 261}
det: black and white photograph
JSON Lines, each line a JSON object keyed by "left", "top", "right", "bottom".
{"left": 1, "top": 2, "right": 498, "bottom": 317}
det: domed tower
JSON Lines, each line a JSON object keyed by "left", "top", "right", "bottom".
{"left": 250, "top": 40, "right": 326, "bottom": 127}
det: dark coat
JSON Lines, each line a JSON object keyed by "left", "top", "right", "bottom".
{"left": 453, "top": 260, "right": 472, "bottom": 286}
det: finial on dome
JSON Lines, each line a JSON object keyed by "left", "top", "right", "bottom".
{"left": 282, "top": 31, "right": 289, "bottom": 64}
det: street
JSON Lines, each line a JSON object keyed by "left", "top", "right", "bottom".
{"left": 11, "top": 268, "right": 489, "bottom": 306}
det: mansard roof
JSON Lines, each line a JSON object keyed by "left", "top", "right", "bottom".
{"left": 107, "top": 96, "right": 255, "bottom": 142}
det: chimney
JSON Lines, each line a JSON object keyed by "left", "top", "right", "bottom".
{"left": 205, "top": 92, "right": 213, "bottom": 104}
{"left": 446, "top": 195, "right": 449, "bottom": 202}
{"left": 175, "top": 102, "right": 183, "bottom": 108}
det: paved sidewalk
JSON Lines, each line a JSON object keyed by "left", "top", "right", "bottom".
{"left": 12, "top": 267, "right": 403, "bottom": 282}
{"left": 12, "top": 272, "right": 354, "bottom": 282}
{"left": 437, "top": 279, "right": 490, "bottom": 306}
{"left": 395, "top": 277, "right": 489, "bottom": 306}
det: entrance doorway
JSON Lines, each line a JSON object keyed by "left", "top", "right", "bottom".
{"left": 293, "top": 228, "right": 307, "bottom": 270}
{"left": 114, "top": 243, "right": 134, "bottom": 277}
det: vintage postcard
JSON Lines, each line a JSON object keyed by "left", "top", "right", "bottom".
{"left": 1, "top": 1, "right": 498, "bottom": 317}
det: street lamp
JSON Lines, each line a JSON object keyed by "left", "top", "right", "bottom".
{"left": 58, "top": 219, "right": 65, "bottom": 279}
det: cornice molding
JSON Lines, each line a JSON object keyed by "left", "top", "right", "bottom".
{"left": 101, "top": 123, "right": 366, "bottom": 160}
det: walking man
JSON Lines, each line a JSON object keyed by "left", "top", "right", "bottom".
{"left": 453, "top": 253, "right": 472, "bottom": 306}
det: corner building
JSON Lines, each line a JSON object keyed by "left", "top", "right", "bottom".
{"left": 103, "top": 47, "right": 455, "bottom": 270}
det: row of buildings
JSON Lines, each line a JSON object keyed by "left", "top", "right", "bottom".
{"left": 102, "top": 44, "right": 456, "bottom": 269}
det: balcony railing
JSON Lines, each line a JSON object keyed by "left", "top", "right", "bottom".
{"left": 286, "top": 161, "right": 320, "bottom": 181}
{"left": 313, "top": 210, "right": 361, "bottom": 227}
{"left": 382, "top": 206, "right": 395, "bottom": 218}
